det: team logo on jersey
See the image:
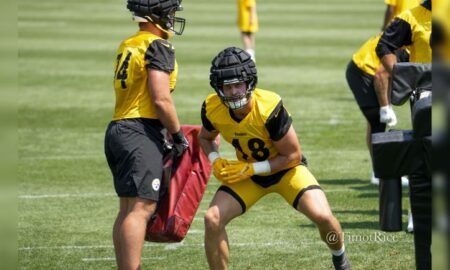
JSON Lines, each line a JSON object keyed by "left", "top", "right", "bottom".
{"left": 152, "top": 178, "right": 161, "bottom": 191}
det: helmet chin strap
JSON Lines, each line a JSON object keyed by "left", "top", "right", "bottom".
{"left": 132, "top": 15, "right": 175, "bottom": 38}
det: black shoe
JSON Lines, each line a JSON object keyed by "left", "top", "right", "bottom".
{"left": 332, "top": 254, "right": 351, "bottom": 270}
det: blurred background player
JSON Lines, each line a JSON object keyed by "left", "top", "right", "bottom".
{"left": 377, "top": 0, "right": 432, "bottom": 74}
{"left": 347, "top": 0, "right": 422, "bottom": 187}
{"left": 376, "top": 0, "right": 431, "bottom": 266}
{"left": 237, "top": 0, "right": 258, "bottom": 61}
{"left": 345, "top": 36, "right": 413, "bottom": 233}
{"left": 346, "top": 34, "right": 407, "bottom": 185}
{"left": 382, "top": 0, "right": 421, "bottom": 30}
{"left": 104, "top": 0, "right": 188, "bottom": 269}
{"left": 199, "top": 47, "right": 351, "bottom": 270}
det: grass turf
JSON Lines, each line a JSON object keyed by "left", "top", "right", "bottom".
{"left": 19, "top": 0, "right": 415, "bottom": 268}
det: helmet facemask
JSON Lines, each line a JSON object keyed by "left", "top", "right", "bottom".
{"left": 151, "top": 6, "right": 185, "bottom": 35}
{"left": 217, "top": 78, "right": 255, "bottom": 110}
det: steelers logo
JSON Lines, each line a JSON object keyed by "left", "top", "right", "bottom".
{"left": 152, "top": 178, "right": 161, "bottom": 191}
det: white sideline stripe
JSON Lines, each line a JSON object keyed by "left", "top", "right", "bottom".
{"left": 19, "top": 241, "right": 314, "bottom": 251}
{"left": 21, "top": 155, "right": 103, "bottom": 160}
{"left": 18, "top": 188, "right": 358, "bottom": 200}
{"left": 82, "top": 257, "right": 165, "bottom": 262}
{"left": 18, "top": 193, "right": 115, "bottom": 199}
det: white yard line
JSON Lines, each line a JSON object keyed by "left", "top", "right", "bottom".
{"left": 82, "top": 257, "right": 165, "bottom": 262}
{"left": 18, "top": 193, "right": 115, "bottom": 199}
{"left": 18, "top": 188, "right": 360, "bottom": 200}
{"left": 19, "top": 240, "right": 324, "bottom": 252}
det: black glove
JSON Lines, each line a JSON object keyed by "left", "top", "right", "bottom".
{"left": 171, "top": 130, "right": 189, "bottom": 157}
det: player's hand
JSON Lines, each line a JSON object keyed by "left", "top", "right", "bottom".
{"left": 379, "top": 105, "right": 397, "bottom": 127}
{"left": 171, "top": 130, "right": 189, "bottom": 157}
{"left": 219, "top": 160, "right": 255, "bottom": 184}
{"left": 212, "top": 158, "right": 229, "bottom": 182}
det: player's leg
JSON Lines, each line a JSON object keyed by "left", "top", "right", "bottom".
{"left": 362, "top": 107, "right": 386, "bottom": 185}
{"left": 276, "top": 166, "right": 350, "bottom": 270}
{"left": 204, "top": 181, "right": 265, "bottom": 270}
{"left": 105, "top": 120, "right": 165, "bottom": 269}
{"left": 241, "top": 32, "right": 255, "bottom": 61}
{"left": 204, "top": 190, "right": 242, "bottom": 270}
{"left": 297, "top": 188, "right": 351, "bottom": 270}
{"left": 119, "top": 197, "right": 157, "bottom": 270}
{"left": 113, "top": 197, "right": 128, "bottom": 268}
{"left": 296, "top": 189, "right": 343, "bottom": 249}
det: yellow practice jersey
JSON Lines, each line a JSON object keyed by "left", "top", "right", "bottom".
{"left": 237, "top": 0, "right": 258, "bottom": 32}
{"left": 112, "top": 31, "right": 179, "bottom": 121}
{"left": 384, "top": 0, "right": 421, "bottom": 18}
{"left": 433, "top": 0, "right": 450, "bottom": 61}
{"left": 352, "top": 34, "right": 383, "bottom": 76}
{"left": 397, "top": 2, "right": 432, "bottom": 63}
{"left": 202, "top": 89, "right": 292, "bottom": 166}
{"left": 377, "top": 1, "right": 431, "bottom": 63}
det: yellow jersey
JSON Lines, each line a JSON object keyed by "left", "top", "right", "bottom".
{"left": 202, "top": 89, "right": 292, "bottom": 165}
{"left": 384, "top": 0, "right": 421, "bottom": 18}
{"left": 112, "top": 31, "right": 179, "bottom": 121}
{"left": 352, "top": 34, "right": 383, "bottom": 76}
{"left": 377, "top": 1, "right": 432, "bottom": 63}
{"left": 237, "top": 0, "right": 258, "bottom": 32}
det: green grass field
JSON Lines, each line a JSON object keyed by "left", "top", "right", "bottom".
{"left": 18, "top": 0, "right": 416, "bottom": 269}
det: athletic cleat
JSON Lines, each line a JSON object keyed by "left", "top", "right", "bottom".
{"left": 370, "top": 171, "right": 379, "bottom": 186}
{"left": 407, "top": 209, "right": 414, "bottom": 233}
{"left": 401, "top": 176, "right": 409, "bottom": 187}
{"left": 332, "top": 254, "right": 351, "bottom": 270}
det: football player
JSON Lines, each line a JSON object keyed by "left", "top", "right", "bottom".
{"left": 377, "top": 0, "right": 432, "bottom": 74}
{"left": 237, "top": 0, "right": 258, "bottom": 61}
{"left": 347, "top": 0, "right": 423, "bottom": 186}
{"left": 376, "top": 0, "right": 431, "bottom": 267}
{"left": 199, "top": 47, "right": 351, "bottom": 270}
{"left": 346, "top": 33, "right": 409, "bottom": 185}
{"left": 104, "top": 0, "right": 188, "bottom": 269}
{"left": 382, "top": 0, "right": 421, "bottom": 30}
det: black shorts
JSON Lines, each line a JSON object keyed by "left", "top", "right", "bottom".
{"left": 104, "top": 118, "right": 166, "bottom": 201}
{"left": 345, "top": 60, "right": 379, "bottom": 108}
{"left": 346, "top": 61, "right": 386, "bottom": 133}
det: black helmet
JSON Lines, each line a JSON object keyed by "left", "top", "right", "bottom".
{"left": 127, "top": 0, "right": 185, "bottom": 35}
{"left": 210, "top": 47, "right": 257, "bottom": 110}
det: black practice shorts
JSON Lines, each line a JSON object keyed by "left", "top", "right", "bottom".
{"left": 345, "top": 60, "right": 379, "bottom": 108}
{"left": 346, "top": 61, "right": 386, "bottom": 133}
{"left": 104, "top": 118, "right": 166, "bottom": 201}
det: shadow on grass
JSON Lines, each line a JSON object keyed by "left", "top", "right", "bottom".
{"left": 319, "top": 178, "right": 366, "bottom": 185}
{"left": 357, "top": 191, "right": 410, "bottom": 198}
{"left": 333, "top": 209, "right": 378, "bottom": 216}
{"left": 298, "top": 221, "right": 380, "bottom": 230}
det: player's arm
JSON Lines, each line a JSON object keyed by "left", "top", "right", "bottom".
{"left": 198, "top": 101, "right": 232, "bottom": 182}
{"left": 382, "top": 4, "right": 395, "bottom": 30}
{"left": 374, "top": 64, "right": 398, "bottom": 127}
{"left": 146, "top": 39, "right": 180, "bottom": 134}
{"left": 373, "top": 64, "right": 390, "bottom": 107}
{"left": 376, "top": 17, "right": 412, "bottom": 74}
{"left": 147, "top": 39, "right": 187, "bottom": 155}
{"left": 148, "top": 69, "right": 180, "bottom": 134}
{"left": 269, "top": 125, "right": 302, "bottom": 172}
{"left": 198, "top": 126, "right": 220, "bottom": 158}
